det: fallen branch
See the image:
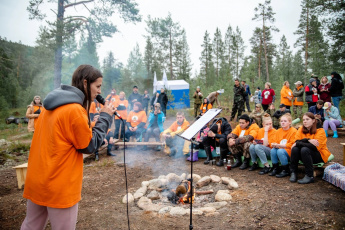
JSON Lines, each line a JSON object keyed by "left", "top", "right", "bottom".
{"left": 195, "top": 190, "right": 214, "bottom": 195}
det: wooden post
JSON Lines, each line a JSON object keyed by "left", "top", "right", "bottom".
{"left": 13, "top": 163, "right": 28, "bottom": 189}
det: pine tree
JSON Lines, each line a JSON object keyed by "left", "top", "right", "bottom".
{"left": 173, "top": 31, "right": 192, "bottom": 80}
{"left": 232, "top": 26, "right": 245, "bottom": 79}
{"left": 252, "top": 0, "right": 279, "bottom": 82}
{"left": 199, "top": 31, "right": 214, "bottom": 85}
{"left": 223, "top": 25, "right": 234, "bottom": 80}
{"left": 275, "top": 35, "right": 293, "bottom": 83}
{"left": 212, "top": 28, "right": 224, "bottom": 79}
{"left": 249, "top": 27, "right": 263, "bottom": 81}
{"left": 144, "top": 37, "right": 154, "bottom": 80}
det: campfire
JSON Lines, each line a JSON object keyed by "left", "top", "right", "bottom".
{"left": 169, "top": 179, "right": 195, "bottom": 204}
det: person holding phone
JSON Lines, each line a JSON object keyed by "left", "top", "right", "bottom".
{"left": 26, "top": 96, "right": 43, "bottom": 132}
{"left": 249, "top": 114, "right": 277, "bottom": 174}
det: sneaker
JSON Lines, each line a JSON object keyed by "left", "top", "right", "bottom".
{"left": 107, "top": 151, "right": 116, "bottom": 156}
{"left": 248, "top": 162, "right": 259, "bottom": 171}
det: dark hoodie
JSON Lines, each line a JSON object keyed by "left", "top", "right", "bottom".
{"left": 209, "top": 117, "right": 232, "bottom": 140}
{"left": 329, "top": 73, "right": 344, "bottom": 97}
{"left": 44, "top": 85, "right": 112, "bottom": 154}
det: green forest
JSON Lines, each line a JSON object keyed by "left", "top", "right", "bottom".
{"left": 0, "top": 0, "right": 344, "bottom": 116}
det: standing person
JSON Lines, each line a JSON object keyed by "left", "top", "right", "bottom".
{"left": 230, "top": 79, "right": 245, "bottom": 122}
{"left": 26, "top": 96, "right": 43, "bottom": 133}
{"left": 142, "top": 90, "right": 150, "bottom": 115}
{"left": 323, "top": 102, "right": 343, "bottom": 138}
{"left": 318, "top": 76, "right": 332, "bottom": 103}
{"left": 128, "top": 86, "right": 142, "bottom": 110}
{"left": 249, "top": 104, "right": 264, "bottom": 127}
{"left": 142, "top": 103, "right": 164, "bottom": 151}
{"left": 272, "top": 104, "right": 291, "bottom": 130}
{"left": 125, "top": 102, "right": 147, "bottom": 142}
{"left": 199, "top": 98, "right": 212, "bottom": 116}
{"left": 21, "top": 65, "right": 115, "bottom": 229}
{"left": 329, "top": 71, "right": 344, "bottom": 110}
{"left": 261, "top": 82, "right": 275, "bottom": 111}
{"left": 290, "top": 112, "right": 331, "bottom": 184}
{"left": 249, "top": 114, "right": 277, "bottom": 174}
{"left": 193, "top": 86, "right": 203, "bottom": 117}
{"left": 280, "top": 81, "right": 293, "bottom": 110}
{"left": 150, "top": 92, "right": 159, "bottom": 110}
{"left": 292, "top": 81, "right": 304, "bottom": 119}
{"left": 113, "top": 92, "right": 128, "bottom": 141}
{"left": 241, "top": 80, "right": 252, "bottom": 112}
{"left": 158, "top": 88, "right": 169, "bottom": 117}
{"left": 227, "top": 114, "right": 259, "bottom": 170}
{"left": 269, "top": 114, "right": 297, "bottom": 177}
{"left": 105, "top": 88, "right": 119, "bottom": 104}
{"left": 305, "top": 78, "right": 319, "bottom": 109}
{"left": 206, "top": 89, "right": 223, "bottom": 107}
{"left": 253, "top": 87, "right": 262, "bottom": 106}
{"left": 89, "top": 99, "right": 103, "bottom": 121}
{"left": 202, "top": 117, "right": 232, "bottom": 166}
{"left": 312, "top": 74, "right": 320, "bottom": 88}
{"left": 161, "top": 112, "right": 190, "bottom": 157}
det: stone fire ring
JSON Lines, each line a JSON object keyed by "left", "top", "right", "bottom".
{"left": 122, "top": 173, "right": 239, "bottom": 216}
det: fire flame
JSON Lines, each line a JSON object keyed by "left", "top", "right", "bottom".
{"left": 179, "top": 181, "right": 195, "bottom": 204}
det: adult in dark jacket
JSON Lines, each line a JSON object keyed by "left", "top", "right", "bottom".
{"left": 128, "top": 86, "right": 142, "bottom": 110}
{"left": 272, "top": 104, "right": 291, "bottom": 129}
{"left": 202, "top": 117, "right": 232, "bottom": 166}
{"left": 305, "top": 78, "right": 319, "bottom": 109}
{"left": 158, "top": 88, "right": 168, "bottom": 117}
{"left": 193, "top": 86, "right": 203, "bottom": 117}
{"left": 142, "top": 90, "right": 150, "bottom": 115}
{"left": 241, "top": 80, "right": 252, "bottom": 112}
{"left": 308, "top": 100, "right": 325, "bottom": 122}
{"left": 230, "top": 79, "right": 246, "bottom": 121}
{"left": 329, "top": 71, "right": 344, "bottom": 110}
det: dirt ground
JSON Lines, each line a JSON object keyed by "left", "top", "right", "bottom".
{"left": 1, "top": 116, "right": 345, "bottom": 230}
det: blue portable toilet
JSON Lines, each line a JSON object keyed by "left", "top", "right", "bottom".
{"left": 155, "top": 80, "right": 190, "bottom": 109}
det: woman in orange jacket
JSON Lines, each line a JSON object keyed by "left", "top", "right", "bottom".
{"left": 289, "top": 112, "right": 331, "bottom": 184}
{"left": 25, "top": 96, "right": 43, "bottom": 132}
{"left": 280, "top": 81, "right": 293, "bottom": 110}
{"left": 21, "top": 65, "right": 115, "bottom": 229}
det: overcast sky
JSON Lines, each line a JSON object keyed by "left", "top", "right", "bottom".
{"left": 0, "top": 0, "right": 302, "bottom": 77}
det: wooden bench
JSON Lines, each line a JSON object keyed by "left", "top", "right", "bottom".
{"left": 13, "top": 163, "right": 28, "bottom": 189}
{"left": 340, "top": 143, "right": 345, "bottom": 166}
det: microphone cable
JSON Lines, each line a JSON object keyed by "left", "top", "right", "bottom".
{"left": 121, "top": 118, "right": 130, "bottom": 230}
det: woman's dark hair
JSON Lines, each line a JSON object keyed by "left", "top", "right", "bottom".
{"left": 71, "top": 65, "right": 103, "bottom": 124}
{"left": 133, "top": 102, "right": 143, "bottom": 111}
{"left": 302, "top": 112, "right": 317, "bottom": 134}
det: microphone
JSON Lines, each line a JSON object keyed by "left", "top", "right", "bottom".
{"left": 96, "top": 95, "right": 123, "bottom": 120}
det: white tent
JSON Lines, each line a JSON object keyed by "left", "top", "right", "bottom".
{"left": 154, "top": 80, "right": 190, "bottom": 109}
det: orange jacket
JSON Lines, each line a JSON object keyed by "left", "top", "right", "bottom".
{"left": 231, "top": 123, "right": 259, "bottom": 139}
{"left": 106, "top": 94, "right": 120, "bottom": 107}
{"left": 126, "top": 110, "right": 147, "bottom": 127}
{"left": 114, "top": 99, "right": 128, "bottom": 120}
{"left": 23, "top": 104, "right": 92, "bottom": 208}
{"left": 200, "top": 103, "right": 212, "bottom": 114}
{"left": 280, "top": 85, "right": 293, "bottom": 106}
{"left": 255, "top": 128, "right": 277, "bottom": 147}
{"left": 294, "top": 128, "right": 331, "bottom": 163}
{"left": 89, "top": 101, "right": 103, "bottom": 114}
{"left": 163, "top": 119, "right": 190, "bottom": 137}
{"left": 272, "top": 127, "right": 297, "bottom": 156}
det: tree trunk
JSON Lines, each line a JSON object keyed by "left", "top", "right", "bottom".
{"left": 54, "top": 0, "right": 64, "bottom": 89}
{"left": 304, "top": 7, "right": 309, "bottom": 86}
{"left": 262, "top": 15, "right": 270, "bottom": 82}
{"left": 258, "top": 37, "right": 262, "bottom": 80}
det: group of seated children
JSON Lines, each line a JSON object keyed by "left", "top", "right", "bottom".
{"left": 217, "top": 112, "right": 331, "bottom": 184}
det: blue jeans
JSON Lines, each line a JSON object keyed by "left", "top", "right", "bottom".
{"left": 125, "top": 127, "right": 145, "bottom": 140}
{"left": 332, "top": 96, "right": 342, "bottom": 111}
{"left": 270, "top": 148, "right": 290, "bottom": 166}
{"left": 249, "top": 144, "right": 271, "bottom": 164}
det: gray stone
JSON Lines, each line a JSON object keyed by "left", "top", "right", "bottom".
{"left": 147, "top": 190, "right": 160, "bottom": 200}
{"left": 180, "top": 173, "right": 187, "bottom": 180}
{"left": 170, "top": 207, "right": 188, "bottom": 216}
{"left": 141, "top": 181, "right": 149, "bottom": 187}
{"left": 166, "top": 173, "right": 181, "bottom": 183}
{"left": 210, "top": 175, "right": 221, "bottom": 183}
{"left": 122, "top": 193, "right": 134, "bottom": 204}
{"left": 204, "top": 201, "right": 228, "bottom": 209}
{"left": 158, "top": 206, "right": 172, "bottom": 214}
{"left": 221, "top": 177, "right": 231, "bottom": 185}
{"left": 196, "top": 176, "right": 211, "bottom": 188}
{"left": 192, "top": 209, "right": 203, "bottom": 215}
{"left": 199, "top": 207, "right": 216, "bottom": 214}
{"left": 215, "top": 190, "right": 232, "bottom": 201}
{"left": 186, "top": 174, "right": 201, "bottom": 183}
{"left": 134, "top": 186, "right": 147, "bottom": 200}
{"left": 148, "top": 179, "right": 167, "bottom": 190}
{"left": 228, "top": 178, "right": 239, "bottom": 189}
{"left": 158, "top": 175, "right": 166, "bottom": 180}
{"left": 137, "top": 197, "right": 164, "bottom": 212}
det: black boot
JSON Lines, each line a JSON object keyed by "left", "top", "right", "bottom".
{"left": 276, "top": 165, "right": 290, "bottom": 178}
{"left": 216, "top": 150, "right": 228, "bottom": 167}
{"left": 297, "top": 175, "right": 314, "bottom": 184}
{"left": 259, "top": 165, "right": 271, "bottom": 175}
{"left": 289, "top": 172, "right": 297, "bottom": 183}
{"left": 249, "top": 162, "right": 259, "bottom": 171}
{"left": 231, "top": 154, "right": 242, "bottom": 168}
{"left": 239, "top": 158, "right": 250, "bottom": 170}
{"left": 269, "top": 163, "right": 281, "bottom": 176}
{"left": 204, "top": 146, "right": 213, "bottom": 165}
